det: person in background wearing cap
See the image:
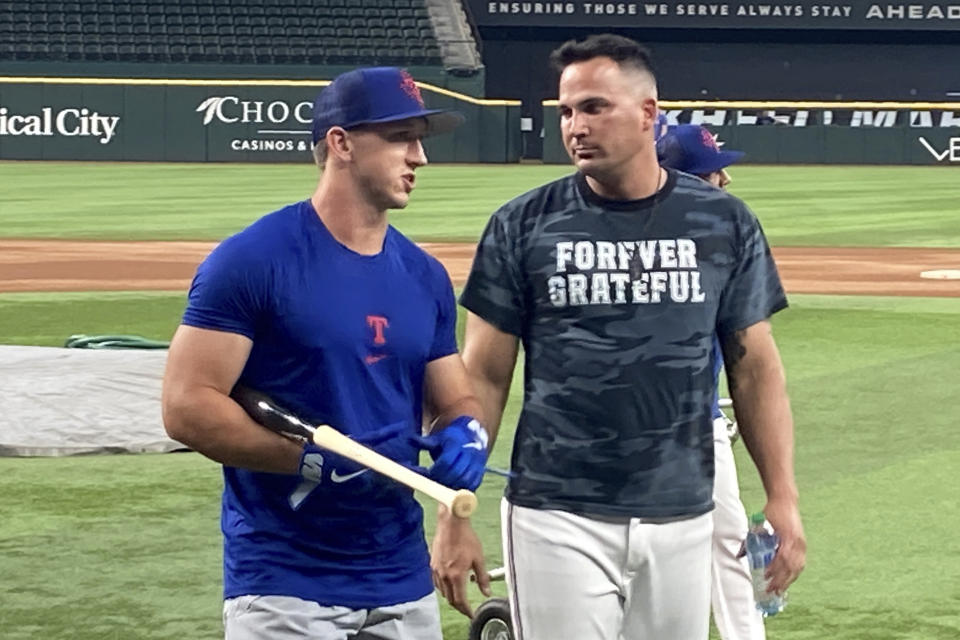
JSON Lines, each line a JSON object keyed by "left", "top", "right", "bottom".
{"left": 657, "top": 123, "right": 767, "bottom": 640}
{"left": 656, "top": 122, "right": 744, "bottom": 191}
{"left": 162, "top": 66, "right": 490, "bottom": 639}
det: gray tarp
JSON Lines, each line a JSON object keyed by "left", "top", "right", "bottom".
{"left": 0, "top": 345, "right": 182, "bottom": 456}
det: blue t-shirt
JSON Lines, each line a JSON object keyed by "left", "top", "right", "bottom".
{"left": 182, "top": 200, "right": 458, "bottom": 608}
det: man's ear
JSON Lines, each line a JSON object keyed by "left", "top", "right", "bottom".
{"left": 642, "top": 98, "right": 659, "bottom": 131}
{"left": 326, "top": 127, "right": 352, "bottom": 162}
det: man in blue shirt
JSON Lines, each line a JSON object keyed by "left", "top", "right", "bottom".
{"left": 162, "top": 67, "right": 488, "bottom": 640}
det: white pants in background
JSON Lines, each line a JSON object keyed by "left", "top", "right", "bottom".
{"left": 501, "top": 498, "right": 712, "bottom": 640}
{"left": 712, "top": 416, "right": 767, "bottom": 640}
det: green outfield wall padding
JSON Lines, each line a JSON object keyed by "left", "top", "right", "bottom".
{"left": 541, "top": 106, "right": 960, "bottom": 166}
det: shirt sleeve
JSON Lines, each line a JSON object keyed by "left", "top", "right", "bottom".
{"left": 181, "top": 234, "right": 268, "bottom": 339}
{"left": 428, "top": 260, "right": 458, "bottom": 361}
{"left": 716, "top": 204, "right": 788, "bottom": 339}
{"left": 459, "top": 211, "right": 526, "bottom": 337}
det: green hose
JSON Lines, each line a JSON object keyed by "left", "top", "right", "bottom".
{"left": 63, "top": 334, "right": 171, "bottom": 349}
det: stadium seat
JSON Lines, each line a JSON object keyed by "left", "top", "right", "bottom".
{"left": 307, "top": 45, "right": 326, "bottom": 64}
{"left": 203, "top": 43, "right": 221, "bottom": 61}
{"left": 219, "top": 44, "right": 239, "bottom": 62}
{"left": 168, "top": 43, "right": 187, "bottom": 61}
{"left": 134, "top": 43, "right": 152, "bottom": 61}
{"left": 236, "top": 44, "right": 256, "bottom": 62}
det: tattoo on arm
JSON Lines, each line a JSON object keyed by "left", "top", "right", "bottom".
{"left": 722, "top": 329, "right": 748, "bottom": 392}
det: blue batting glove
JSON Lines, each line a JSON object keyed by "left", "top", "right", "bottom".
{"left": 410, "top": 416, "right": 488, "bottom": 491}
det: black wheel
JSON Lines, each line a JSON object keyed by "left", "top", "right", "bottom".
{"left": 468, "top": 597, "right": 513, "bottom": 640}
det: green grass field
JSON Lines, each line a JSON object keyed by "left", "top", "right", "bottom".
{"left": 2, "top": 162, "right": 959, "bottom": 246}
{"left": 1, "top": 162, "right": 959, "bottom": 639}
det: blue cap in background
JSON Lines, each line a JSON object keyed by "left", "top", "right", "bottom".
{"left": 656, "top": 123, "right": 745, "bottom": 175}
{"left": 311, "top": 67, "right": 464, "bottom": 144}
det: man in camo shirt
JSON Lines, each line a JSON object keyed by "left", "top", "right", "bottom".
{"left": 431, "top": 35, "right": 806, "bottom": 639}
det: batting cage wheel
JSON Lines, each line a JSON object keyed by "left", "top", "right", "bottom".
{"left": 468, "top": 597, "right": 513, "bottom": 640}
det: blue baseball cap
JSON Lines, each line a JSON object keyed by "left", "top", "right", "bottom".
{"left": 656, "top": 124, "right": 745, "bottom": 175}
{"left": 654, "top": 112, "right": 669, "bottom": 143}
{"left": 311, "top": 67, "right": 464, "bottom": 144}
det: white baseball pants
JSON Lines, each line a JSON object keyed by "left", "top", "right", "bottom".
{"left": 711, "top": 416, "right": 766, "bottom": 640}
{"left": 501, "top": 498, "right": 712, "bottom": 640}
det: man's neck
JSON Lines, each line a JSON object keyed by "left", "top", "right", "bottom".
{"left": 584, "top": 157, "right": 665, "bottom": 201}
{"left": 311, "top": 179, "right": 388, "bottom": 256}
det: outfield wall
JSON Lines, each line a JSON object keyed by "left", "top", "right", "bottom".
{"left": 0, "top": 77, "right": 522, "bottom": 163}
{"left": 542, "top": 102, "right": 960, "bottom": 166}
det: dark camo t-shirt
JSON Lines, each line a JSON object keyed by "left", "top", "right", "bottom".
{"left": 460, "top": 170, "right": 787, "bottom": 518}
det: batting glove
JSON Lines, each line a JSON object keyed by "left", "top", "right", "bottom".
{"left": 410, "top": 416, "right": 488, "bottom": 491}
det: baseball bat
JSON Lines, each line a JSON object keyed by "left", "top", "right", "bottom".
{"left": 230, "top": 385, "right": 478, "bottom": 518}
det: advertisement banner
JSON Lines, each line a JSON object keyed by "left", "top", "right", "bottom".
{"left": 467, "top": 0, "right": 960, "bottom": 29}
{"left": 0, "top": 79, "right": 522, "bottom": 163}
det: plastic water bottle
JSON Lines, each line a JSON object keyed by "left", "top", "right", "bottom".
{"left": 745, "top": 512, "right": 786, "bottom": 617}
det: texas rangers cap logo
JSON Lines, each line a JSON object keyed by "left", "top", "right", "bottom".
{"left": 399, "top": 70, "right": 425, "bottom": 107}
{"left": 700, "top": 127, "right": 719, "bottom": 151}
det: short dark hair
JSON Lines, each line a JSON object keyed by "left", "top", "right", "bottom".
{"left": 312, "top": 140, "right": 329, "bottom": 168}
{"left": 549, "top": 34, "right": 656, "bottom": 79}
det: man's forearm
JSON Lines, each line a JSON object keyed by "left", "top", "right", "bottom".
{"left": 163, "top": 385, "right": 304, "bottom": 474}
{"left": 730, "top": 364, "right": 798, "bottom": 501}
{"left": 723, "top": 324, "right": 798, "bottom": 503}
{"left": 464, "top": 370, "right": 511, "bottom": 452}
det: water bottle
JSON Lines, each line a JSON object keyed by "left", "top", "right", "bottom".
{"left": 745, "top": 511, "right": 786, "bottom": 617}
